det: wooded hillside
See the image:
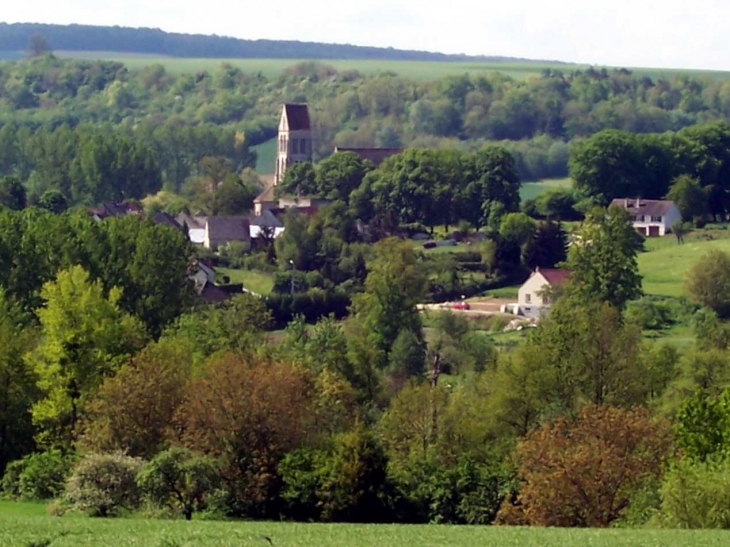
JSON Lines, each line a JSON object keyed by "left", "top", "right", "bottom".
{"left": 0, "top": 23, "right": 559, "bottom": 62}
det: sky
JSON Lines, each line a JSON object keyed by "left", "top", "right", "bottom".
{"left": 3, "top": 0, "right": 730, "bottom": 70}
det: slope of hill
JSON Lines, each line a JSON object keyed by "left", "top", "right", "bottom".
{"left": 639, "top": 231, "right": 730, "bottom": 297}
{"left": 0, "top": 22, "right": 568, "bottom": 63}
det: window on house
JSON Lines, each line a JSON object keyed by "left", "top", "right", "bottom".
{"left": 525, "top": 294, "right": 531, "bottom": 304}
{"left": 301, "top": 139, "right": 308, "bottom": 154}
{"left": 651, "top": 215, "right": 662, "bottom": 222}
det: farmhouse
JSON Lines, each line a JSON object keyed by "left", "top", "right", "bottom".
{"left": 517, "top": 267, "right": 571, "bottom": 318}
{"left": 611, "top": 198, "right": 681, "bottom": 237}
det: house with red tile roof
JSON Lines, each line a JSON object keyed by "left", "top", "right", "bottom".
{"left": 518, "top": 267, "right": 571, "bottom": 318}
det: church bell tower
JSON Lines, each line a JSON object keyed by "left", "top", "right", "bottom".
{"left": 274, "top": 104, "right": 312, "bottom": 185}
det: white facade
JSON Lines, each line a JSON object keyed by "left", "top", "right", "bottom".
{"left": 518, "top": 271, "right": 553, "bottom": 318}
{"left": 189, "top": 228, "right": 205, "bottom": 245}
{"left": 628, "top": 204, "right": 682, "bottom": 236}
{"left": 612, "top": 199, "right": 683, "bottom": 237}
{"left": 250, "top": 225, "right": 286, "bottom": 239}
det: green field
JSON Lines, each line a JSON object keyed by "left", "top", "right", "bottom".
{"left": 253, "top": 139, "right": 277, "bottom": 174}
{"left": 218, "top": 267, "right": 275, "bottom": 295}
{"left": 639, "top": 232, "right": 730, "bottom": 297}
{"left": 520, "top": 178, "right": 573, "bottom": 202}
{"left": 1, "top": 503, "right": 730, "bottom": 547}
{"left": 47, "top": 51, "right": 730, "bottom": 81}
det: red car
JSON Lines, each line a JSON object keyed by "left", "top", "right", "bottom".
{"left": 450, "top": 301, "right": 471, "bottom": 311}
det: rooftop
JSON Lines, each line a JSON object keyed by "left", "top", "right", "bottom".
{"left": 283, "top": 104, "right": 311, "bottom": 131}
{"left": 535, "top": 268, "right": 571, "bottom": 286}
{"left": 611, "top": 198, "right": 676, "bottom": 217}
{"left": 248, "top": 209, "right": 284, "bottom": 228}
{"left": 254, "top": 184, "right": 277, "bottom": 204}
{"left": 206, "top": 216, "right": 250, "bottom": 242}
{"left": 151, "top": 211, "right": 182, "bottom": 230}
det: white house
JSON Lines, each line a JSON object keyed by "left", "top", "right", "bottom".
{"left": 517, "top": 268, "right": 571, "bottom": 318}
{"left": 610, "top": 199, "right": 682, "bottom": 237}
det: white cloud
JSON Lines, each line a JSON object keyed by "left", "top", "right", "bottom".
{"left": 3, "top": 0, "right": 729, "bottom": 70}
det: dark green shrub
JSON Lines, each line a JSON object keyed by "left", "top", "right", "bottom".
{"left": 137, "top": 447, "right": 219, "bottom": 521}
{"left": 391, "top": 456, "right": 507, "bottom": 525}
{"left": 278, "top": 448, "right": 327, "bottom": 521}
{"left": 660, "top": 458, "right": 730, "bottom": 528}
{"left": 266, "top": 289, "right": 350, "bottom": 328}
{"left": 1, "top": 451, "right": 73, "bottom": 501}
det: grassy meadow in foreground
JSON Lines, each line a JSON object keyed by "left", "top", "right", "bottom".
{"left": 1, "top": 503, "right": 730, "bottom": 547}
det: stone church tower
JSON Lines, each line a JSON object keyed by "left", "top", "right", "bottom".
{"left": 274, "top": 104, "right": 312, "bottom": 185}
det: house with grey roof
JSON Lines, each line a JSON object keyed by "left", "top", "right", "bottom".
{"left": 610, "top": 198, "right": 682, "bottom": 237}
{"left": 248, "top": 209, "right": 285, "bottom": 239}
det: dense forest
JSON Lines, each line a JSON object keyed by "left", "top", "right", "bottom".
{"left": 0, "top": 23, "right": 555, "bottom": 62}
{"left": 1, "top": 54, "right": 730, "bottom": 184}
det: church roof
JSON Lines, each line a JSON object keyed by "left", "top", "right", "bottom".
{"left": 284, "top": 104, "right": 311, "bottom": 130}
{"left": 334, "top": 147, "right": 404, "bottom": 167}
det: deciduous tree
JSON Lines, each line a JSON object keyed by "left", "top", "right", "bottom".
{"left": 137, "top": 447, "right": 219, "bottom": 520}
{"left": 172, "top": 354, "right": 317, "bottom": 517}
{"left": 81, "top": 339, "right": 192, "bottom": 458}
{"left": 0, "top": 290, "right": 37, "bottom": 474}
{"left": 685, "top": 249, "right": 730, "bottom": 318}
{"left": 667, "top": 175, "right": 707, "bottom": 223}
{"left": 499, "top": 406, "right": 672, "bottom": 527}
{"left": 27, "top": 266, "right": 147, "bottom": 449}
{"left": 566, "top": 206, "right": 643, "bottom": 308}
{"left": 351, "top": 238, "right": 427, "bottom": 369}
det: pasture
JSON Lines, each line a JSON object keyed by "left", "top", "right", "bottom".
{"left": 1, "top": 503, "right": 729, "bottom": 547}
{"left": 44, "top": 51, "right": 730, "bottom": 81}
{"left": 253, "top": 139, "right": 277, "bottom": 174}
{"left": 639, "top": 229, "right": 730, "bottom": 297}
{"left": 520, "top": 177, "right": 572, "bottom": 202}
